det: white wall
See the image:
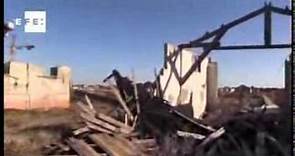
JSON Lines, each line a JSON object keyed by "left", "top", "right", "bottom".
{"left": 4, "top": 61, "right": 71, "bottom": 110}
{"left": 159, "top": 43, "right": 209, "bottom": 118}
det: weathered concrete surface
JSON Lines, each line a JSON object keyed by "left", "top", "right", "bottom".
{"left": 159, "top": 43, "right": 210, "bottom": 119}
{"left": 4, "top": 61, "right": 71, "bottom": 110}
{"left": 206, "top": 59, "right": 218, "bottom": 111}
{"left": 284, "top": 55, "right": 291, "bottom": 104}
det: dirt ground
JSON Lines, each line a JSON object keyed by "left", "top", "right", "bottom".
{"left": 4, "top": 107, "right": 80, "bottom": 156}
{"left": 4, "top": 93, "right": 117, "bottom": 156}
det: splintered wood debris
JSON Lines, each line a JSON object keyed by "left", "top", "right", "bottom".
{"left": 44, "top": 70, "right": 286, "bottom": 156}
{"left": 44, "top": 84, "right": 223, "bottom": 156}
{"left": 44, "top": 100, "right": 159, "bottom": 156}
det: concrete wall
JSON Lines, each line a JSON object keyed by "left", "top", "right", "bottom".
{"left": 206, "top": 59, "right": 218, "bottom": 110}
{"left": 159, "top": 43, "right": 209, "bottom": 119}
{"left": 284, "top": 55, "right": 291, "bottom": 104}
{"left": 4, "top": 61, "right": 71, "bottom": 110}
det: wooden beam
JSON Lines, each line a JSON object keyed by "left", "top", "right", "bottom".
{"left": 133, "top": 138, "right": 157, "bottom": 148}
{"left": 187, "top": 6, "right": 266, "bottom": 45}
{"left": 154, "top": 68, "right": 163, "bottom": 98}
{"left": 76, "top": 101, "right": 96, "bottom": 116}
{"left": 180, "top": 31, "right": 225, "bottom": 85}
{"left": 213, "top": 44, "right": 291, "bottom": 50}
{"left": 198, "top": 127, "right": 225, "bottom": 147}
{"left": 172, "top": 109, "right": 215, "bottom": 132}
{"left": 264, "top": 7, "right": 272, "bottom": 46}
{"left": 81, "top": 112, "right": 131, "bottom": 134}
{"left": 96, "top": 112, "right": 132, "bottom": 131}
{"left": 73, "top": 126, "right": 90, "bottom": 136}
{"left": 113, "top": 135, "right": 143, "bottom": 155}
{"left": 270, "top": 5, "right": 292, "bottom": 16}
{"left": 80, "top": 112, "right": 119, "bottom": 133}
{"left": 86, "top": 122, "right": 113, "bottom": 134}
{"left": 178, "top": 41, "right": 219, "bottom": 49}
{"left": 89, "top": 134, "right": 135, "bottom": 156}
{"left": 131, "top": 115, "right": 138, "bottom": 130}
{"left": 85, "top": 94, "right": 95, "bottom": 110}
{"left": 131, "top": 69, "right": 140, "bottom": 115}
{"left": 66, "top": 137, "right": 102, "bottom": 156}
{"left": 109, "top": 85, "right": 134, "bottom": 120}
{"left": 166, "top": 54, "right": 181, "bottom": 85}
{"left": 177, "top": 130, "right": 206, "bottom": 140}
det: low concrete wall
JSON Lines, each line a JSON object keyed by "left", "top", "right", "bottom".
{"left": 4, "top": 61, "right": 71, "bottom": 110}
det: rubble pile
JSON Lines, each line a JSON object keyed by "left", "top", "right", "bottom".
{"left": 43, "top": 70, "right": 290, "bottom": 156}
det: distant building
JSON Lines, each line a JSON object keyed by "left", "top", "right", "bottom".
{"left": 72, "top": 84, "right": 85, "bottom": 90}
{"left": 249, "top": 86, "right": 260, "bottom": 95}
{"left": 285, "top": 55, "right": 291, "bottom": 104}
{"left": 235, "top": 85, "right": 250, "bottom": 95}
{"left": 218, "top": 87, "right": 235, "bottom": 96}
{"left": 218, "top": 85, "right": 253, "bottom": 98}
{"left": 4, "top": 61, "right": 71, "bottom": 110}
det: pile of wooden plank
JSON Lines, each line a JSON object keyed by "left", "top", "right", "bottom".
{"left": 43, "top": 98, "right": 158, "bottom": 156}
{"left": 44, "top": 91, "right": 228, "bottom": 156}
{"left": 44, "top": 71, "right": 228, "bottom": 156}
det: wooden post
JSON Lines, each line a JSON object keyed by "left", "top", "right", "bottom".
{"left": 131, "top": 69, "right": 140, "bottom": 115}
{"left": 85, "top": 94, "right": 94, "bottom": 110}
{"left": 124, "top": 113, "right": 129, "bottom": 126}
{"left": 109, "top": 84, "right": 134, "bottom": 121}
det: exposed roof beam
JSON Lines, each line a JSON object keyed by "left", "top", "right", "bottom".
{"left": 213, "top": 44, "right": 291, "bottom": 50}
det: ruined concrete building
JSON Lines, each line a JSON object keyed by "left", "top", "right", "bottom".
{"left": 159, "top": 43, "right": 218, "bottom": 119}
{"left": 4, "top": 61, "right": 71, "bottom": 110}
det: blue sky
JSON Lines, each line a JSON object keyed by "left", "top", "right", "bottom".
{"left": 4, "top": 0, "right": 291, "bottom": 87}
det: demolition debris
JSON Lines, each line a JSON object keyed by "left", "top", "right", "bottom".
{"left": 44, "top": 69, "right": 290, "bottom": 156}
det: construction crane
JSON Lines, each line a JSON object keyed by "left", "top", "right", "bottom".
{"left": 4, "top": 21, "right": 35, "bottom": 62}
{"left": 8, "top": 35, "right": 35, "bottom": 62}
